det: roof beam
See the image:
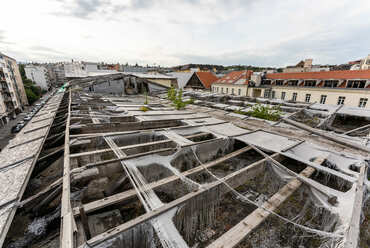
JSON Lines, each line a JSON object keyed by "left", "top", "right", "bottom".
{"left": 78, "top": 152, "right": 278, "bottom": 247}
{"left": 207, "top": 157, "right": 325, "bottom": 248}
{"left": 72, "top": 146, "right": 253, "bottom": 216}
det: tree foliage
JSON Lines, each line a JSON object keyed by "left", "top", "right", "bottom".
{"left": 25, "top": 88, "right": 39, "bottom": 105}
{"left": 167, "top": 87, "right": 192, "bottom": 110}
{"left": 19, "top": 64, "right": 42, "bottom": 104}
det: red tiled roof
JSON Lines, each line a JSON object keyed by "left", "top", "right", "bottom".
{"left": 214, "top": 70, "right": 253, "bottom": 85}
{"left": 195, "top": 72, "right": 218, "bottom": 89}
{"left": 266, "top": 69, "right": 370, "bottom": 80}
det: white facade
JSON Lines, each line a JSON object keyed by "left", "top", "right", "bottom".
{"left": 25, "top": 65, "right": 49, "bottom": 90}
{"left": 360, "top": 54, "right": 370, "bottom": 70}
{"left": 64, "top": 61, "right": 117, "bottom": 78}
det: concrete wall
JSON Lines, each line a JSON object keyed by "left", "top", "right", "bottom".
{"left": 25, "top": 66, "right": 49, "bottom": 90}
{"left": 89, "top": 80, "right": 125, "bottom": 95}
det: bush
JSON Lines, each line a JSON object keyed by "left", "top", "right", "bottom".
{"left": 167, "top": 87, "right": 190, "bottom": 110}
{"left": 25, "top": 88, "right": 39, "bottom": 105}
{"left": 235, "top": 104, "right": 282, "bottom": 121}
{"left": 167, "top": 87, "right": 177, "bottom": 101}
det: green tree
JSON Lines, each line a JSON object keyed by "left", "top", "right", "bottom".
{"left": 25, "top": 88, "right": 39, "bottom": 104}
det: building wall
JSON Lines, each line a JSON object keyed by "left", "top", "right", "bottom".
{"left": 13, "top": 63, "right": 28, "bottom": 106}
{"left": 361, "top": 55, "right": 370, "bottom": 70}
{"left": 25, "top": 65, "right": 49, "bottom": 90}
{"left": 266, "top": 86, "right": 370, "bottom": 108}
{"left": 0, "top": 54, "right": 28, "bottom": 112}
{"left": 147, "top": 78, "right": 175, "bottom": 88}
{"left": 212, "top": 83, "right": 249, "bottom": 96}
{"left": 212, "top": 82, "right": 370, "bottom": 109}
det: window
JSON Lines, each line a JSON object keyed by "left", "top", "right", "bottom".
{"left": 271, "top": 91, "right": 276, "bottom": 99}
{"left": 320, "top": 95, "right": 327, "bottom": 104}
{"left": 359, "top": 98, "right": 368, "bottom": 108}
{"left": 276, "top": 80, "right": 284, "bottom": 86}
{"left": 231, "top": 88, "right": 234, "bottom": 95}
{"left": 324, "top": 80, "right": 338, "bottom": 88}
{"left": 226, "top": 88, "right": 228, "bottom": 94}
{"left": 238, "top": 89, "right": 241, "bottom": 96}
{"left": 287, "top": 80, "right": 299, "bottom": 86}
{"left": 347, "top": 80, "right": 366, "bottom": 88}
{"left": 305, "top": 94, "right": 311, "bottom": 103}
{"left": 337, "top": 96, "right": 345, "bottom": 105}
{"left": 264, "top": 90, "right": 270, "bottom": 98}
{"left": 261, "top": 80, "right": 271, "bottom": 85}
{"left": 281, "top": 92, "right": 286, "bottom": 100}
{"left": 304, "top": 80, "right": 316, "bottom": 87}
{"left": 221, "top": 87, "right": 223, "bottom": 93}
{"left": 292, "top": 92, "right": 297, "bottom": 101}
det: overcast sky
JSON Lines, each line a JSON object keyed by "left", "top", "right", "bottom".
{"left": 0, "top": 0, "right": 369, "bottom": 67}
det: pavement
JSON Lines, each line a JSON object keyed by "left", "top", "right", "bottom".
{"left": 0, "top": 95, "right": 50, "bottom": 150}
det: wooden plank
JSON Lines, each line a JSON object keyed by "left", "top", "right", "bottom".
{"left": 73, "top": 146, "right": 253, "bottom": 216}
{"left": 343, "top": 164, "right": 367, "bottom": 248}
{"left": 343, "top": 123, "right": 370, "bottom": 135}
{"left": 282, "top": 118, "right": 370, "bottom": 153}
{"left": 69, "top": 121, "right": 228, "bottom": 139}
{"left": 18, "top": 177, "right": 63, "bottom": 208}
{"left": 247, "top": 142, "right": 337, "bottom": 201}
{"left": 69, "top": 139, "right": 172, "bottom": 158}
{"left": 79, "top": 153, "right": 279, "bottom": 248}
{"left": 60, "top": 89, "right": 74, "bottom": 248}
{"left": 207, "top": 157, "right": 325, "bottom": 248}
{"left": 69, "top": 132, "right": 210, "bottom": 158}
{"left": 317, "top": 104, "right": 343, "bottom": 129}
{"left": 0, "top": 93, "right": 65, "bottom": 247}
{"left": 273, "top": 102, "right": 316, "bottom": 126}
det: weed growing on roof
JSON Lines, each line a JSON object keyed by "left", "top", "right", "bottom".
{"left": 140, "top": 106, "right": 149, "bottom": 112}
{"left": 144, "top": 89, "right": 148, "bottom": 105}
{"left": 234, "top": 104, "right": 282, "bottom": 121}
{"left": 167, "top": 87, "right": 191, "bottom": 110}
{"left": 167, "top": 86, "right": 177, "bottom": 101}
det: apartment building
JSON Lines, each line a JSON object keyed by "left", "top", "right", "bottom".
{"left": 211, "top": 69, "right": 370, "bottom": 109}
{"left": 25, "top": 65, "right": 50, "bottom": 90}
{"left": 0, "top": 53, "right": 28, "bottom": 126}
{"left": 64, "top": 61, "right": 118, "bottom": 78}
{"left": 211, "top": 70, "right": 254, "bottom": 96}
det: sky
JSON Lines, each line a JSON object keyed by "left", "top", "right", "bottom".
{"left": 0, "top": 0, "right": 370, "bottom": 67}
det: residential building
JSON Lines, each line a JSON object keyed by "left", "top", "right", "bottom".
{"left": 0, "top": 52, "right": 28, "bottom": 126}
{"left": 211, "top": 70, "right": 253, "bottom": 96}
{"left": 127, "top": 73, "right": 178, "bottom": 88}
{"left": 283, "top": 59, "right": 330, "bottom": 73}
{"left": 211, "top": 69, "right": 370, "bottom": 109}
{"left": 172, "top": 64, "right": 221, "bottom": 73}
{"left": 168, "top": 71, "right": 218, "bottom": 90}
{"left": 261, "top": 70, "right": 370, "bottom": 108}
{"left": 360, "top": 54, "right": 370, "bottom": 70}
{"left": 25, "top": 65, "right": 50, "bottom": 90}
{"left": 64, "top": 61, "right": 118, "bottom": 78}
{"left": 166, "top": 72, "right": 193, "bottom": 89}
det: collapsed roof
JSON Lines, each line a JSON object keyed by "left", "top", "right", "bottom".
{"left": 0, "top": 74, "right": 368, "bottom": 248}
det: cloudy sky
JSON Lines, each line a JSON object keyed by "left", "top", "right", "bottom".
{"left": 0, "top": 0, "right": 369, "bottom": 67}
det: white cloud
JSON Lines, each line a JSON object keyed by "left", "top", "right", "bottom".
{"left": 0, "top": 0, "right": 369, "bottom": 66}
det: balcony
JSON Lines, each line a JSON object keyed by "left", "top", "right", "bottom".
{"left": 3, "top": 95, "right": 12, "bottom": 102}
